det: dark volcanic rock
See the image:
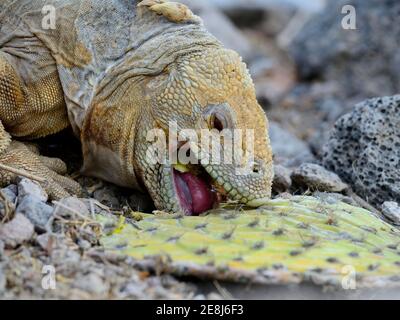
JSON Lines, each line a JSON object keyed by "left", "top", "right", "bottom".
{"left": 290, "top": 0, "right": 400, "bottom": 100}
{"left": 323, "top": 95, "right": 400, "bottom": 206}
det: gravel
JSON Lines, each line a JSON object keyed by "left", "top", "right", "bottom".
{"left": 16, "top": 195, "right": 54, "bottom": 232}
{"left": 0, "top": 213, "right": 35, "bottom": 248}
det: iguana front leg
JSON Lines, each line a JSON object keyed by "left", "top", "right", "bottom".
{"left": 0, "top": 53, "right": 82, "bottom": 199}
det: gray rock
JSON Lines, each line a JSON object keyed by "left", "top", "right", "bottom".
{"left": 194, "top": 0, "right": 325, "bottom": 13}
{"left": 381, "top": 202, "right": 400, "bottom": 225}
{"left": 77, "top": 238, "right": 92, "bottom": 250}
{"left": 292, "top": 163, "right": 348, "bottom": 192}
{"left": 249, "top": 57, "right": 274, "bottom": 79}
{"left": 53, "top": 197, "right": 90, "bottom": 218}
{"left": 272, "top": 164, "right": 292, "bottom": 193}
{"left": 323, "top": 95, "right": 400, "bottom": 206}
{"left": 207, "top": 292, "right": 224, "bottom": 300}
{"left": 17, "top": 178, "right": 48, "bottom": 203}
{"left": 0, "top": 240, "right": 4, "bottom": 258}
{"left": 121, "top": 282, "right": 147, "bottom": 299}
{"left": 1, "top": 185, "right": 17, "bottom": 203}
{"left": 290, "top": 0, "right": 400, "bottom": 101}
{"left": 73, "top": 273, "right": 109, "bottom": 295}
{"left": 0, "top": 213, "right": 34, "bottom": 248}
{"left": 93, "top": 188, "right": 120, "bottom": 209}
{"left": 0, "top": 265, "right": 5, "bottom": 294}
{"left": 269, "top": 122, "right": 315, "bottom": 167}
{"left": 36, "top": 233, "right": 54, "bottom": 251}
{"left": 79, "top": 198, "right": 102, "bottom": 215}
{"left": 0, "top": 185, "right": 17, "bottom": 219}
{"left": 16, "top": 195, "right": 54, "bottom": 232}
{"left": 50, "top": 248, "right": 81, "bottom": 264}
{"left": 180, "top": 0, "right": 256, "bottom": 61}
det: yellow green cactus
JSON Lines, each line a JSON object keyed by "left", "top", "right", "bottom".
{"left": 100, "top": 196, "right": 400, "bottom": 287}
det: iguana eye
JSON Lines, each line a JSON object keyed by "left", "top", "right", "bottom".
{"left": 210, "top": 114, "right": 225, "bottom": 131}
{"left": 203, "top": 103, "right": 236, "bottom": 131}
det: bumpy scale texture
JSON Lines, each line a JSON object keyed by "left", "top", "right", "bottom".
{"left": 0, "top": 0, "right": 273, "bottom": 213}
{"left": 100, "top": 196, "right": 400, "bottom": 288}
{"left": 323, "top": 95, "right": 400, "bottom": 207}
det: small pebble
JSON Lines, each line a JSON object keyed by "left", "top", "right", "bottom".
{"left": 53, "top": 197, "right": 90, "bottom": 218}
{"left": 1, "top": 184, "right": 17, "bottom": 203}
{"left": 73, "top": 273, "right": 109, "bottom": 295}
{"left": 16, "top": 195, "right": 54, "bottom": 232}
{"left": 382, "top": 202, "right": 400, "bottom": 225}
{"left": 0, "top": 213, "right": 35, "bottom": 248}
{"left": 17, "top": 177, "right": 48, "bottom": 202}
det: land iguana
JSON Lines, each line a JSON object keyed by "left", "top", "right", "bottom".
{"left": 3, "top": 1, "right": 400, "bottom": 288}
{"left": 0, "top": 0, "right": 273, "bottom": 215}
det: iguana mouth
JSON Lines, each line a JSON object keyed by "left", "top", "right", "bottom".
{"left": 172, "top": 165, "right": 221, "bottom": 216}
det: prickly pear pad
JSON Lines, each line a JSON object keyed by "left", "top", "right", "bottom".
{"left": 100, "top": 196, "right": 400, "bottom": 287}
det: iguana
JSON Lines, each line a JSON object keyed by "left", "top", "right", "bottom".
{"left": 3, "top": 0, "right": 400, "bottom": 289}
{"left": 0, "top": 0, "right": 273, "bottom": 215}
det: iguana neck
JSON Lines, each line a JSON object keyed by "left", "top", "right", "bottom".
{"left": 80, "top": 76, "right": 146, "bottom": 189}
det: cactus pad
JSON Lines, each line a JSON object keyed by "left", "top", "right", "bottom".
{"left": 100, "top": 196, "right": 400, "bottom": 287}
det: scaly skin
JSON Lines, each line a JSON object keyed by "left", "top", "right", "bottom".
{"left": 133, "top": 49, "right": 273, "bottom": 212}
{"left": 0, "top": 0, "right": 273, "bottom": 213}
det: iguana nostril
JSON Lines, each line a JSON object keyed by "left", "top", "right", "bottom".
{"left": 252, "top": 162, "right": 260, "bottom": 173}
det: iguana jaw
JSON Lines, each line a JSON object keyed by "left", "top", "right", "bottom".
{"left": 161, "top": 157, "right": 272, "bottom": 215}
{"left": 164, "top": 144, "right": 271, "bottom": 215}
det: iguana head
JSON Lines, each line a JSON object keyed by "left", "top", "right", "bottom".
{"left": 139, "top": 48, "right": 273, "bottom": 214}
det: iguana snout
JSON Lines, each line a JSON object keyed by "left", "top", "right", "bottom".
{"left": 138, "top": 48, "right": 273, "bottom": 214}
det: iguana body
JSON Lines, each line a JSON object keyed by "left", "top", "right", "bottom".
{"left": 0, "top": 0, "right": 273, "bottom": 214}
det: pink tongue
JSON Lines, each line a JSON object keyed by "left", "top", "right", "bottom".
{"left": 174, "top": 171, "right": 214, "bottom": 215}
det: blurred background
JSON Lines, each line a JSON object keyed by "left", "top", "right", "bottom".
{"left": 181, "top": 0, "right": 398, "bottom": 168}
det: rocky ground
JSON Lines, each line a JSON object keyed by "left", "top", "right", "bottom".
{"left": 2, "top": 0, "right": 400, "bottom": 299}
